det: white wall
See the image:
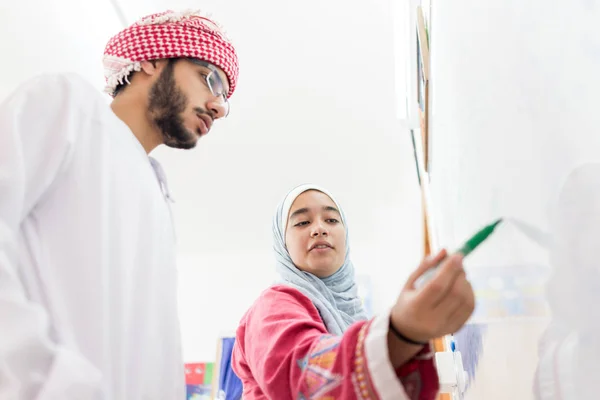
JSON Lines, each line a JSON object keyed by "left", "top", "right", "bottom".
{"left": 148, "top": 0, "right": 423, "bottom": 362}
{"left": 0, "top": 0, "right": 122, "bottom": 97}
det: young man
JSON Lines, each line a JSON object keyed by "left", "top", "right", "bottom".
{"left": 0, "top": 10, "right": 238, "bottom": 399}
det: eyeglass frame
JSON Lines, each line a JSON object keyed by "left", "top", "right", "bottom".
{"left": 187, "top": 58, "right": 231, "bottom": 117}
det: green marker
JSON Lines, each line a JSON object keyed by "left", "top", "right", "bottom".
{"left": 415, "top": 218, "right": 503, "bottom": 288}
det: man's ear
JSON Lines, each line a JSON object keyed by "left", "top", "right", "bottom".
{"left": 140, "top": 60, "right": 159, "bottom": 76}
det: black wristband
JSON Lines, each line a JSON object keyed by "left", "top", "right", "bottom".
{"left": 388, "top": 319, "right": 428, "bottom": 346}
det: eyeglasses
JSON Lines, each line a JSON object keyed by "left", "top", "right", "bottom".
{"left": 188, "top": 59, "right": 230, "bottom": 117}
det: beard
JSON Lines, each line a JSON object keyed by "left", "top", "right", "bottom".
{"left": 147, "top": 60, "right": 198, "bottom": 150}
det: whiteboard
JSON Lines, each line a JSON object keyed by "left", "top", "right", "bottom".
{"left": 427, "top": 0, "right": 600, "bottom": 398}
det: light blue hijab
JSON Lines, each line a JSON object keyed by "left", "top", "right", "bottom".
{"left": 272, "top": 184, "right": 368, "bottom": 335}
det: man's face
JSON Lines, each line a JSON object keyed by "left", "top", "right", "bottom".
{"left": 147, "top": 59, "right": 230, "bottom": 149}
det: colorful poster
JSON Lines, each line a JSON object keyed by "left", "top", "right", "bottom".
{"left": 467, "top": 264, "right": 551, "bottom": 322}
{"left": 185, "top": 362, "right": 214, "bottom": 400}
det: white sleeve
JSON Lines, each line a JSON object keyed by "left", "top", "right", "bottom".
{"left": 363, "top": 311, "right": 411, "bottom": 399}
{"left": 0, "top": 74, "right": 102, "bottom": 399}
{"left": 363, "top": 309, "right": 438, "bottom": 400}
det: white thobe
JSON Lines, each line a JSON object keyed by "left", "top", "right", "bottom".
{"left": 0, "top": 73, "right": 184, "bottom": 399}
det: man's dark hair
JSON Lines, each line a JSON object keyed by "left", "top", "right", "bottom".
{"left": 112, "top": 58, "right": 180, "bottom": 97}
{"left": 113, "top": 81, "right": 128, "bottom": 96}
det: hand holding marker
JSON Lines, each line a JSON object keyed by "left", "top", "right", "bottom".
{"left": 415, "top": 219, "right": 503, "bottom": 289}
{"left": 387, "top": 219, "right": 502, "bottom": 352}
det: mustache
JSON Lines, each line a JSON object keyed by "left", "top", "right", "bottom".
{"left": 194, "top": 107, "right": 214, "bottom": 121}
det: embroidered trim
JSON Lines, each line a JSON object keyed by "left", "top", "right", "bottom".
{"left": 352, "top": 322, "right": 378, "bottom": 400}
{"left": 298, "top": 335, "right": 343, "bottom": 399}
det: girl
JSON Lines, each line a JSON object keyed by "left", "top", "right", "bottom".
{"left": 232, "top": 184, "right": 474, "bottom": 399}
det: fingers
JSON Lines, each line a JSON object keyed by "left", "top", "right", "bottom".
{"left": 445, "top": 303, "right": 475, "bottom": 334}
{"left": 433, "top": 295, "right": 462, "bottom": 323}
{"left": 395, "top": 251, "right": 475, "bottom": 340}
{"left": 429, "top": 272, "right": 467, "bottom": 320}
{"left": 405, "top": 249, "right": 448, "bottom": 289}
{"left": 419, "top": 253, "right": 465, "bottom": 307}
{"left": 442, "top": 278, "right": 476, "bottom": 334}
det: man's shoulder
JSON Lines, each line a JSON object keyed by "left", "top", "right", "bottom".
{"left": 8, "top": 72, "right": 106, "bottom": 105}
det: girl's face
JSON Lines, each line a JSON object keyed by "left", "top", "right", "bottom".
{"left": 285, "top": 190, "right": 347, "bottom": 278}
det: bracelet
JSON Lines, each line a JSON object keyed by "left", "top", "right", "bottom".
{"left": 388, "top": 319, "right": 428, "bottom": 346}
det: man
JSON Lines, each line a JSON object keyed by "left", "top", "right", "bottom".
{"left": 0, "top": 10, "right": 238, "bottom": 399}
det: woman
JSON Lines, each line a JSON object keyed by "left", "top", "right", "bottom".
{"left": 232, "top": 184, "right": 475, "bottom": 399}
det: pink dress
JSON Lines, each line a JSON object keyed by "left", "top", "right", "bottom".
{"left": 232, "top": 285, "right": 439, "bottom": 399}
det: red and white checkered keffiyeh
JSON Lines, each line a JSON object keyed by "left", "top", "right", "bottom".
{"left": 103, "top": 10, "right": 239, "bottom": 98}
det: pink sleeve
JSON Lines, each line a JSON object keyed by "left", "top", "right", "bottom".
{"left": 232, "top": 286, "right": 439, "bottom": 400}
